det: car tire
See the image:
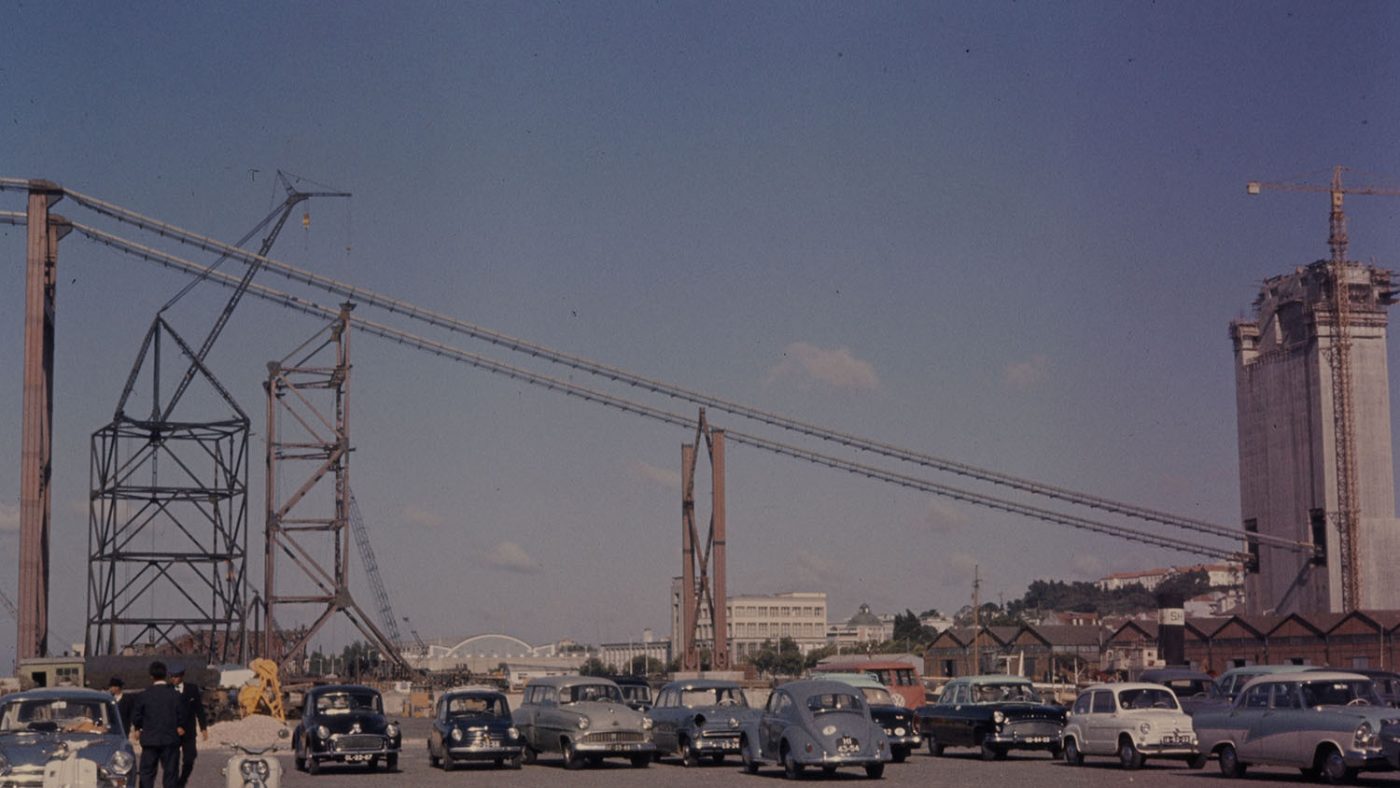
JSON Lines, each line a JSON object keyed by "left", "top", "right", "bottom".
{"left": 891, "top": 745, "right": 907, "bottom": 763}
{"left": 508, "top": 754, "right": 522, "bottom": 770}
{"left": 562, "top": 739, "right": 584, "bottom": 770}
{"left": 741, "top": 736, "right": 761, "bottom": 775}
{"left": 306, "top": 755, "right": 320, "bottom": 776}
{"left": 521, "top": 743, "right": 537, "bottom": 765}
{"left": 442, "top": 755, "right": 454, "bottom": 772}
{"left": 1118, "top": 739, "right": 1144, "bottom": 770}
{"left": 782, "top": 745, "right": 804, "bottom": 780}
{"left": 927, "top": 734, "right": 944, "bottom": 757}
{"left": 680, "top": 737, "right": 699, "bottom": 767}
{"left": 631, "top": 754, "right": 651, "bottom": 768}
{"left": 980, "top": 740, "right": 1000, "bottom": 761}
{"left": 1319, "top": 746, "right": 1358, "bottom": 785}
{"left": 1064, "top": 738, "right": 1084, "bottom": 766}
{"left": 865, "top": 762, "right": 885, "bottom": 779}
{"left": 386, "top": 754, "right": 398, "bottom": 772}
{"left": 1218, "top": 744, "right": 1246, "bottom": 778}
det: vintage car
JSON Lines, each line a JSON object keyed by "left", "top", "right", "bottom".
{"left": 1060, "top": 682, "right": 1198, "bottom": 769}
{"left": 1139, "top": 667, "right": 1229, "bottom": 716}
{"left": 292, "top": 684, "right": 402, "bottom": 774}
{"left": 1311, "top": 668, "right": 1400, "bottom": 708}
{"left": 1194, "top": 670, "right": 1399, "bottom": 783}
{"left": 650, "top": 679, "right": 759, "bottom": 766}
{"left": 609, "top": 676, "right": 655, "bottom": 712}
{"left": 820, "top": 673, "right": 921, "bottom": 762}
{"left": 0, "top": 687, "right": 136, "bottom": 787}
{"left": 740, "top": 678, "right": 890, "bottom": 779}
{"left": 426, "top": 687, "right": 524, "bottom": 770}
{"left": 914, "top": 675, "right": 1067, "bottom": 760}
{"left": 1215, "top": 664, "right": 1312, "bottom": 702}
{"left": 512, "top": 675, "right": 656, "bottom": 769}
{"left": 811, "top": 660, "right": 926, "bottom": 708}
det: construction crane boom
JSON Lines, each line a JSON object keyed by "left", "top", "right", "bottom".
{"left": 1247, "top": 165, "right": 1400, "bottom": 611}
{"left": 347, "top": 488, "right": 410, "bottom": 659}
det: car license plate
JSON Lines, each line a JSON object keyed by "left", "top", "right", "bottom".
{"left": 345, "top": 754, "right": 372, "bottom": 762}
{"left": 1021, "top": 736, "right": 1050, "bottom": 744}
{"left": 719, "top": 739, "right": 739, "bottom": 750}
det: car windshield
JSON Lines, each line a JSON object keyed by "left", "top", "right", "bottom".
{"left": 1298, "top": 680, "right": 1381, "bottom": 707}
{"left": 680, "top": 687, "right": 748, "bottom": 708}
{"left": 971, "top": 683, "right": 1041, "bottom": 703}
{"left": 0, "top": 697, "right": 118, "bottom": 735}
{"left": 1117, "top": 688, "right": 1178, "bottom": 710}
{"left": 315, "top": 691, "right": 381, "bottom": 715}
{"left": 859, "top": 687, "right": 897, "bottom": 705}
{"left": 446, "top": 695, "right": 507, "bottom": 718}
{"left": 620, "top": 685, "right": 651, "bottom": 703}
{"left": 1161, "top": 679, "right": 1220, "bottom": 699}
{"left": 806, "top": 692, "right": 864, "bottom": 714}
{"left": 564, "top": 684, "right": 623, "bottom": 704}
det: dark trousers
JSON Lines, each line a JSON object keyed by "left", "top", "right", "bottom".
{"left": 139, "top": 743, "right": 180, "bottom": 788}
{"left": 176, "top": 734, "right": 198, "bottom": 787}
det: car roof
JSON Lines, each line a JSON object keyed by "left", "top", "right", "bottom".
{"left": 1220, "top": 664, "right": 1312, "bottom": 677}
{"left": 952, "top": 675, "right": 1034, "bottom": 686}
{"left": 1081, "top": 682, "right": 1173, "bottom": 693}
{"left": 1246, "top": 670, "right": 1368, "bottom": 685}
{"left": 441, "top": 686, "right": 506, "bottom": 697}
{"left": 659, "top": 679, "right": 742, "bottom": 692}
{"left": 606, "top": 675, "right": 650, "bottom": 687}
{"left": 1140, "top": 668, "right": 1213, "bottom": 681}
{"left": 777, "top": 679, "right": 869, "bottom": 698}
{"left": 3, "top": 687, "right": 114, "bottom": 703}
{"left": 816, "top": 661, "right": 915, "bottom": 671}
{"left": 526, "top": 675, "right": 619, "bottom": 688}
{"left": 308, "top": 684, "right": 380, "bottom": 695}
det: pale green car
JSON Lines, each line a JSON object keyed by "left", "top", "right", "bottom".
{"left": 1194, "top": 671, "right": 1399, "bottom": 783}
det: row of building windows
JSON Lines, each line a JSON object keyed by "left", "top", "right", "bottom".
{"left": 729, "top": 605, "right": 825, "bottom": 618}
{"left": 695, "top": 621, "right": 827, "bottom": 638}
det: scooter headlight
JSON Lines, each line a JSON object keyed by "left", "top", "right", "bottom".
{"left": 106, "top": 750, "right": 134, "bottom": 775}
{"left": 256, "top": 759, "right": 271, "bottom": 779}
{"left": 239, "top": 760, "right": 257, "bottom": 778}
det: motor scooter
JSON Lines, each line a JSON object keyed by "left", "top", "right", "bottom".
{"left": 220, "top": 728, "right": 288, "bottom": 788}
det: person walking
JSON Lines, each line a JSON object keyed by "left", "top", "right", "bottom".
{"left": 108, "top": 676, "right": 136, "bottom": 737}
{"left": 130, "top": 661, "right": 189, "bottom": 788}
{"left": 170, "top": 664, "right": 208, "bottom": 788}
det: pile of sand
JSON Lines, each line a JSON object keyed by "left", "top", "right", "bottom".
{"left": 206, "top": 714, "right": 291, "bottom": 752}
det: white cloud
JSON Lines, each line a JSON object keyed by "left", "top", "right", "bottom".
{"left": 765, "top": 342, "right": 879, "bottom": 391}
{"left": 631, "top": 461, "right": 681, "bottom": 491}
{"left": 401, "top": 505, "right": 445, "bottom": 528}
{"left": 1003, "top": 354, "right": 1049, "bottom": 389}
{"left": 924, "top": 499, "right": 970, "bottom": 535}
{"left": 0, "top": 503, "right": 17, "bottom": 532}
{"left": 794, "top": 549, "right": 848, "bottom": 585}
{"left": 484, "top": 541, "right": 543, "bottom": 574}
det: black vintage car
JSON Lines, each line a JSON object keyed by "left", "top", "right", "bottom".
{"left": 608, "top": 676, "right": 655, "bottom": 712}
{"left": 914, "top": 675, "right": 1066, "bottom": 760}
{"left": 820, "top": 673, "right": 922, "bottom": 762}
{"left": 1138, "top": 667, "right": 1230, "bottom": 716}
{"left": 293, "top": 684, "right": 402, "bottom": 774}
{"left": 427, "top": 687, "right": 524, "bottom": 770}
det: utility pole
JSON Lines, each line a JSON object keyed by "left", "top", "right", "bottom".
{"left": 971, "top": 565, "right": 981, "bottom": 676}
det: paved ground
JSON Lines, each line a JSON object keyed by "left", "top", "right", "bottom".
{"left": 186, "top": 719, "right": 1400, "bottom": 787}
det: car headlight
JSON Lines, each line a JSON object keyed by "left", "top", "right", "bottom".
{"left": 1355, "top": 722, "right": 1379, "bottom": 749}
{"left": 1139, "top": 722, "right": 1152, "bottom": 735}
{"left": 642, "top": 717, "right": 654, "bottom": 731}
{"left": 316, "top": 724, "right": 330, "bottom": 740}
{"left": 106, "top": 750, "right": 134, "bottom": 775}
{"left": 577, "top": 717, "right": 590, "bottom": 730}
{"left": 508, "top": 726, "right": 520, "bottom": 739}
{"left": 822, "top": 724, "right": 838, "bottom": 736}
{"left": 386, "top": 722, "right": 400, "bottom": 738}
{"left": 729, "top": 717, "right": 739, "bottom": 728}
{"left": 451, "top": 727, "right": 463, "bottom": 742}
{"left": 993, "top": 711, "right": 1005, "bottom": 724}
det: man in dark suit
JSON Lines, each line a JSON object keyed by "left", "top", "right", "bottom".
{"left": 130, "top": 661, "right": 188, "bottom": 788}
{"left": 169, "top": 664, "right": 208, "bottom": 788}
{"left": 108, "top": 676, "right": 136, "bottom": 736}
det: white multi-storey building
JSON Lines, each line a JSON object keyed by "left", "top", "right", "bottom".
{"left": 671, "top": 579, "right": 828, "bottom": 663}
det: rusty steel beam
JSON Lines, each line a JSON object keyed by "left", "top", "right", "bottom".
{"left": 19, "top": 180, "right": 66, "bottom": 660}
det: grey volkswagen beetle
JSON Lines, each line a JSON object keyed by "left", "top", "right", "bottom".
{"left": 740, "top": 678, "right": 890, "bottom": 779}
{"left": 512, "top": 675, "right": 656, "bottom": 769}
{"left": 0, "top": 687, "right": 137, "bottom": 787}
{"left": 1194, "top": 670, "right": 1399, "bottom": 783}
{"left": 650, "top": 678, "right": 760, "bottom": 766}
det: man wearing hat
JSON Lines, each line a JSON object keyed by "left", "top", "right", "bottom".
{"left": 130, "top": 660, "right": 189, "bottom": 788}
{"left": 107, "top": 676, "right": 136, "bottom": 737}
{"left": 169, "top": 664, "right": 208, "bottom": 788}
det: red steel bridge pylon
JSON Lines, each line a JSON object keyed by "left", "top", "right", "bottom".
{"left": 679, "top": 408, "right": 728, "bottom": 672}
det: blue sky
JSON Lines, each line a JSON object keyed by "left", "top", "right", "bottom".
{"left": 2, "top": 2, "right": 1400, "bottom": 666}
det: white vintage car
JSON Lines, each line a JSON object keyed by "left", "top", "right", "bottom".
{"left": 1061, "top": 682, "right": 1198, "bottom": 769}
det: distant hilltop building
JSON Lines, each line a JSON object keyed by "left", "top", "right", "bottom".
{"left": 1094, "top": 564, "right": 1242, "bottom": 594}
{"left": 1231, "top": 261, "right": 1400, "bottom": 613}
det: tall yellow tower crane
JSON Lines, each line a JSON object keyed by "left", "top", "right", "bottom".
{"left": 1247, "top": 165, "right": 1400, "bottom": 611}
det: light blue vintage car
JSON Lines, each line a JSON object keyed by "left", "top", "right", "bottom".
{"left": 1194, "top": 670, "right": 1399, "bottom": 784}
{"left": 740, "top": 679, "right": 890, "bottom": 779}
{"left": 649, "top": 679, "right": 760, "bottom": 766}
{"left": 0, "top": 688, "right": 136, "bottom": 787}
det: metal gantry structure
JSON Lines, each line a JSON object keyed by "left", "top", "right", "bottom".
{"left": 1, "top": 175, "right": 1335, "bottom": 666}
{"left": 679, "top": 409, "right": 728, "bottom": 672}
